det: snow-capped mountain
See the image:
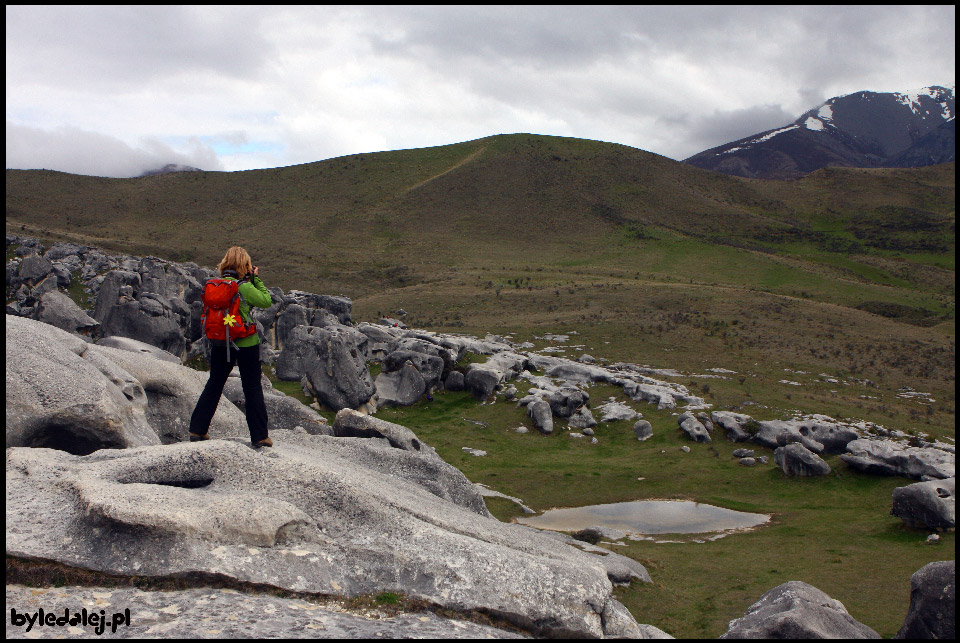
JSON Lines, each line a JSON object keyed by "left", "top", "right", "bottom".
{"left": 684, "top": 85, "right": 955, "bottom": 179}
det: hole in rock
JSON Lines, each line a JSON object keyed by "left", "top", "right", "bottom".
{"left": 27, "top": 424, "right": 124, "bottom": 456}
{"left": 141, "top": 478, "right": 215, "bottom": 489}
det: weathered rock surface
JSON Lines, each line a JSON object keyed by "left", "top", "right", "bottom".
{"left": 36, "top": 290, "right": 99, "bottom": 336}
{"left": 633, "top": 420, "right": 653, "bottom": 441}
{"left": 6, "top": 315, "right": 160, "bottom": 454}
{"left": 375, "top": 362, "right": 427, "bottom": 407}
{"left": 465, "top": 365, "right": 502, "bottom": 400}
{"left": 842, "top": 439, "right": 955, "bottom": 480}
{"left": 894, "top": 560, "right": 955, "bottom": 640}
{"left": 773, "top": 443, "right": 831, "bottom": 476}
{"left": 549, "top": 387, "right": 589, "bottom": 418}
{"left": 891, "top": 477, "right": 955, "bottom": 530}
{"left": 96, "top": 335, "right": 181, "bottom": 364}
{"left": 5, "top": 584, "right": 526, "bottom": 639}
{"left": 720, "top": 581, "right": 880, "bottom": 638}
{"left": 526, "top": 399, "right": 554, "bottom": 435}
{"left": 597, "top": 400, "right": 638, "bottom": 423}
{"left": 711, "top": 411, "right": 755, "bottom": 442}
{"left": 276, "top": 324, "right": 376, "bottom": 411}
{"left": 6, "top": 433, "right": 643, "bottom": 638}
{"left": 678, "top": 412, "right": 711, "bottom": 443}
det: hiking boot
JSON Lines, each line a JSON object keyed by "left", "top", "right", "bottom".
{"left": 189, "top": 432, "right": 210, "bottom": 442}
{"left": 252, "top": 437, "right": 273, "bottom": 448}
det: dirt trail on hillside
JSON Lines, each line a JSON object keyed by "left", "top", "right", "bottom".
{"left": 403, "top": 146, "right": 488, "bottom": 194}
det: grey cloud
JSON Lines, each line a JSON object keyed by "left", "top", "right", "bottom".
{"left": 5, "top": 122, "right": 223, "bottom": 177}
{"left": 5, "top": 5, "right": 275, "bottom": 89}
{"left": 666, "top": 104, "right": 798, "bottom": 160}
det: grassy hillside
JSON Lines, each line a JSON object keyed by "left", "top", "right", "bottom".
{"left": 6, "top": 133, "right": 956, "bottom": 636}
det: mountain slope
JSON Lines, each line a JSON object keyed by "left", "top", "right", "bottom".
{"left": 684, "top": 86, "right": 955, "bottom": 179}
{"left": 5, "top": 133, "right": 955, "bottom": 301}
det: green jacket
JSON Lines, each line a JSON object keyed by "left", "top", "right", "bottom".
{"left": 223, "top": 274, "right": 273, "bottom": 347}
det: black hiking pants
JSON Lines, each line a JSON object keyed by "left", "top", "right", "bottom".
{"left": 189, "top": 343, "right": 269, "bottom": 443}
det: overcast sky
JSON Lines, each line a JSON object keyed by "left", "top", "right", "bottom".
{"left": 5, "top": 5, "right": 956, "bottom": 177}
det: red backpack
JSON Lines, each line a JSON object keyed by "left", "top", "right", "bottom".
{"left": 201, "top": 277, "right": 257, "bottom": 359}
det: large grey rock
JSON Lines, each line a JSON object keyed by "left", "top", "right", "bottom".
{"left": 96, "top": 335, "right": 181, "bottom": 364}
{"left": 678, "top": 412, "right": 711, "bottom": 443}
{"left": 333, "top": 408, "right": 431, "bottom": 455}
{"left": 383, "top": 349, "right": 444, "bottom": 390}
{"left": 35, "top": 290, "right": 99, "bottom": 336}
{"left": 91, "top": 267, "right": 191, "bottom": 358}
{"left": 4, "top": 584, "right": 526, "bottom": 639}
{"left": 711, "top": 411, "right": 755, "bottom": 442}
{"left": 597, "top": 400, "right": 638, "bottom": 422}
{"left": 374, "top": 362, "right": 427, "bottom": 407}
{"left": 6, "top": 315, "right": 160, "bottom": 454}
{"left": 568, "top": 405, "right": 598, "bottom": 429}
{"left": 633, "top": 420, "right": 653, "bottom": 441}
{"left": 549, "top": 387, "right": 589, "bottom": 418}
{"left": 465, "top": 365, "right": 501, "bottom": 400}
{"left": 720, "top": 581, "right": 880, "bottom": 638}
{"left": 276, "top": 324, "right": 375, "bottom": 411}
{"left": 842, "top": 439, "right": 955, "bottom": 480}
{"left": 526, "top": 399, "right": 554, "bottom": 435}
{"left": 774, "top": 443, "right": 831, "bottom": 476}
{"left": 894, "top": 560, "right": 955, "bottom": 640}
{"left": 755, "top": 420, "right": 824, "bottom": 453}
{"left": 356, "top": 321, "right": 404, "bottom": 359}
{"left": 16, "top": 252, "right": 54, "bottom": 286}
{"left": 445, "top": 370, "right": 465, "bottom": 391}
{"left": 891, "top": 477, "right": 955, "bottom": 530}
{"left": 6, "top": 432, "right": 640, "bottom": 638}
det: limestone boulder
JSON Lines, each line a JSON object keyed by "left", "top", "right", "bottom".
{"left": 84, "top": 343, "right": 249, "bottom": 444}
{"left": 527, "top": 399, "right": 554, "bottom": 435}
{"left": 465, "top": 365, "right": 501, "bottom": 400}
{"left": 6, "top": 431, "right": 642, "bottom": 638}
{"left": 568, "top": 405, "right": 598, "bottom": 430}
{"left": 774, "top": 443, "right": 831, "bottom": 476}
{"left": 445, "top": 370, "right": 465, "bottom": 392}
{"left": 36, "top": 290, "right": 99, "bottom": 336}
{"left": 6, "top": 315, "right": 160, "bottom": 454}
{"left": 276, "top": 324, "right": 375, "bottom": 411}
{"left": 841, "top": 439, "right": 955, "bottom": 480}
{"left": 383, "top": 349, "right": 444, "bottom": 390}
{"left": 96, "top": 335, "right": 181, "bottom": 364}
{"left": 720, "top": 581, "right": 880, "bottom": 638}
{"left": 678, "top": 412, "right": 711, "bottom": 443}
{"left": 633, "top": 420, "right": 654, "bottom": 441}
{"left": 894, "top": 560, "right": 955, "bottom": 640}
{"left": 891, "top": 477, "right": 955, "bottom": 530}
{"left": 549, "top": 386, "right": 589, "bottom": 418}
{"left": 374, "top": 363, "right": 427, "bottom": 407}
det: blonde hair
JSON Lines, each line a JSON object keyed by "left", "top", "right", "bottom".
{"left": 217, "top": 246, "right": 253, "bottom": 276}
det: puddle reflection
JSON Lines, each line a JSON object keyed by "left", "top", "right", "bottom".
{"left": 516, "top": 500, "right": 770, "bottom": 536}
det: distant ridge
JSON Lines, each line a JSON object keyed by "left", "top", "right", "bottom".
{"left": 138, "top": 163, "right": 203, "bottom": 177}
{"left": 684, "top": 85, "right": 955, "bottom": 179}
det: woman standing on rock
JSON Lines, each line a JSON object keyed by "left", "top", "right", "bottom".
{"left": 189, "top": 246, "right": 275, "bottom": 448}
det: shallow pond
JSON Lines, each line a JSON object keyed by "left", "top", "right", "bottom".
{"left": 515, "top": 500, "right": 770, "bottom": 538}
